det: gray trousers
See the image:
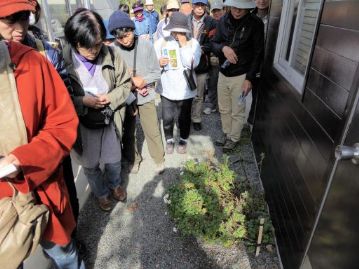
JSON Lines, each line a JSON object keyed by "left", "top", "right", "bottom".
{"left": 191, "top": 73, "right": 208, "bottom": 123}
{"left": 206, "top": 64, "right": 219, "bottom": 110}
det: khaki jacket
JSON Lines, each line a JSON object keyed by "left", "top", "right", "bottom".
{"left": 63, "top": 45, "right": 131, "bottom": 152}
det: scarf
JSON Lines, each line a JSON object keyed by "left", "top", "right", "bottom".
{"left": 75, "top": 52, "right": 98, "bottom": 76}
{"left": 135, "top": 14, "right": 145, "bottom": 22}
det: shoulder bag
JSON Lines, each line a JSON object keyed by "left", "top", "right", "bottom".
{"left": 0, "top": 182, "right": 49, "bottom": 269}
{"left": 183, "top": 59, "right": 197, "bottom": 91}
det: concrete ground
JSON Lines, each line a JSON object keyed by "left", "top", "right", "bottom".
{"left": 76, "top": 97, "right": 280, "bottom": 269}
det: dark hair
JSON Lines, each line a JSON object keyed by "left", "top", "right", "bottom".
{"left": 119, "top": 4, "right": 130, "bottom": 14}
{"left": 160, "top": 4, "right": 167, "bottom": 15}
{"left": 112, "top": 27, "right": 133, "bottom": 39}
{"left": 33, "top": 0, "right": 41, "bottom": 23}
{"left": 64, "top": 9, "right": 106, "bottom": 49}
{"left": 132, "top": 1, "right": 144, "bottom": 10}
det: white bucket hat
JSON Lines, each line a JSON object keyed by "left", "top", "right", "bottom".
{"left": 145, "top": 0, "right": 154, "bottom": 5}
{"left": 167, "top": 0, "right": 180, "bottom": 10}
{"left": 224, "top": 0, "right": 256, "bottom": 9}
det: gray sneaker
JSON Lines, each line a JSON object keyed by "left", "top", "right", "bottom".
{"left": 223, "top": 139, "right": 238, "bottom": 153}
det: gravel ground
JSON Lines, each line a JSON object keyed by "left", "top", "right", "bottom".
{"left": 77, "top": 97, "right": 281, "bottom": 269}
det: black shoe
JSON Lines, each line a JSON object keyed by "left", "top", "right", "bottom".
{"left": 223, "top": 139, "right": 238, "bottom": 153}
{"left": 193, "top": 122, "right": 202, "bottom": 131}
{"left": 177, "top": 140, "right": 187, "bottom": 154}
{"left": 214, "top": 133, "right": 227, "bottom": 146}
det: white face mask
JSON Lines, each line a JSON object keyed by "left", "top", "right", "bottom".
{"left": 29, "top": 13, "right": 36, "bottom": 25}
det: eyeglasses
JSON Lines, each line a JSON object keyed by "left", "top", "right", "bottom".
{"left": 0, "top": 11, "right": 30, "bottom": 24}
{"left": 167, "top": 9, "right": 179, "bottom": 12}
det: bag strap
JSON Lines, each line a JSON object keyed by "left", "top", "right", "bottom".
{"left": 34, "top": 38, "right": 46, "bottom": 57}
{"left": 107, "top": 45, "right": 115, "bottom": 66}
{"left": 132, "top": 38, "right": 138, "bottom": 76}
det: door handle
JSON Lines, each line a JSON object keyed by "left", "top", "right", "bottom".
{"left": 335, "top": 143, "right": 359, "bottom": 164}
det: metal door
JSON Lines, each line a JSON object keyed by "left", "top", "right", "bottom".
{"left": 305, "top": 84, "right": 359, "bottom": 269}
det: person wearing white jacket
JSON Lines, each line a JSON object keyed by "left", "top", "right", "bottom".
{"left": 154, "top": 12, "right": 201, "bottom": 154}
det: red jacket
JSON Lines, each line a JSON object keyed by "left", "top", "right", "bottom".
{"left": 0, "top": 42, "right": 79, "bottom": 245}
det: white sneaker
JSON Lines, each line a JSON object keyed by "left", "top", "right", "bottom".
{"left": 203, "top": 107, "right": 212, "bottom": 115}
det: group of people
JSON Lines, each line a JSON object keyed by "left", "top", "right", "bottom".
{"left": 0, "top": 0, "right": 269, "bottom": 268}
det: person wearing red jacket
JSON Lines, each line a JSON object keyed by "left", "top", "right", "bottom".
{"left": 0, "top": 0, "right": 84, "bottom": 267}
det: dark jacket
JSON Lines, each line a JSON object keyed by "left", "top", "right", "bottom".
{"left": 23, "top": 33, "right": 75, "bottom": 93}
{"left": 189, "top": 13, "right": 217, "bottom": 74}
{"left": 211, "top": 12, "right": 264, "bottom": 82}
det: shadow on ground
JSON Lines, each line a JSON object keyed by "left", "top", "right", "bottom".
{"left": 77, "top": 168, "right": 221, "bottom": 269}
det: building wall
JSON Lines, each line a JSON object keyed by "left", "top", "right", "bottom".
{"left": 306, "top": 1, "right": 359, "bottom": 268}
{"left": 252, "top": 0, "right": 359, "bottom": 268}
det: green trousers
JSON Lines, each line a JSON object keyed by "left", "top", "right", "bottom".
{"left": 122, "top": 100, "right": 165, "bottom": 165}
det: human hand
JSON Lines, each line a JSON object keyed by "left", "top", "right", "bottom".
{"left": 241, "top": 80, "right": 252, "bottom": 96}
{"left": 222, "top": 46, "right": 238, "bottom": 64}
{"left": 159, "top": 57, "right": 169, "bottom": 67}
{"left": 132, "top": 76, "right": 146, "bottom": 89}
{"left": 83, "top": 94, "right": 109, "bottom": 109}
{"left": 0, "top": 154, "right": 20, "bottom": 179}
{"left": 97, "top": 94, "right": 110, "bottom": 104}
{"left": 137, "top": 87, "right": 149, "bottom": 96}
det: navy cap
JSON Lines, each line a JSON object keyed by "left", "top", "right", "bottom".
{"left": 108, "top": 10, "right": 135, "bottom": 34}
{"left": 192, "top": 0, "right": 208, "bottom": 5}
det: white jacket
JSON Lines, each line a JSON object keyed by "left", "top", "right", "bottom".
{"left": 154, "top": 36, "right": 201, "bottom": 100}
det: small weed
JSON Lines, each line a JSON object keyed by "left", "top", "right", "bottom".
{"left": 167, "top": 159, "right": 274, "bottom": 248}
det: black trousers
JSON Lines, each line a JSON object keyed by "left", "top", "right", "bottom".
{"left": 248, "top": 77, "right": 261, "bottom": 125}
{"left": 161, "top": 96, "right": 193, "bottom": 141}
{"left": 122, "top": 105, "right": 142, "bottom": 165}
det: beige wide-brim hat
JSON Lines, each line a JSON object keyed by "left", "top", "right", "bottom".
{"left": 167, "top": 0, "right": 180, "bottom": 10}
{"left": 224, "top": 0, "right": 256, "bottom": 9}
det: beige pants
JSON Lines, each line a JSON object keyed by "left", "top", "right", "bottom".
{"left": 217, "top": 73, "right": 246, "bottom": 142}
{"left": 191, "top": 73, "right": 208, "bottom": 123}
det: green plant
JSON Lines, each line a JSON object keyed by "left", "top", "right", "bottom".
{"left": 167, "top": 159, "right": 274, "bottom": 249}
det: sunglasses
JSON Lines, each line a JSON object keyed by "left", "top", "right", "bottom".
{"left": 0, "top": 11, "right": 30, "bottom": 24}
{"left": 167, "top": 9, "right": 179, "bottom": 12}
